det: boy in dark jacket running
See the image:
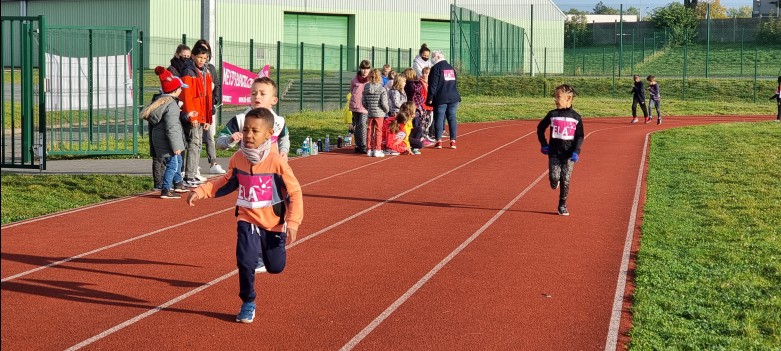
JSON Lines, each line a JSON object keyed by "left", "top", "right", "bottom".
{"left": 537, "top": 84, "right": 585, "bottom": 216}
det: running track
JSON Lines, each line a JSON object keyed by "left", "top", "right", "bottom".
{"left": 1, "top": 115, "right": 770, "bottom": 351}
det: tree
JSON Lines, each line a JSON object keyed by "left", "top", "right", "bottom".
{"left": 565, "top": 13, "right": 592, "bottom": 48}
{"left": 695, "top": 0, "right": 728, "bottom": 19}
{"left": 726, "top": 6, "right": 752, "bottom": 18}
{"left": 566, "top": 8, "right": 588, "bottom": 15}
{"left": 650, "top": 2, "right": 699, "bottom": 45}
{"left": 626, "top": 7, "right": 641, "bottom": 16}
{"left": 593, "top": 1, "right": 620, "bottom": 15}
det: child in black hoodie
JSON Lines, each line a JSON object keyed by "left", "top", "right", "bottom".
{"left": 630, "top": 75, "right": 649, "bottom": 124}
{"left": 537, "top": 84, "right": 585, "bottom": 216}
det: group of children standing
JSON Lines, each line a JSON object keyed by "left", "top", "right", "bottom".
{"left": 630, "top": 74, "right": 662, "bottom": 125}
{"left": 349, "top": 45, "right": 445, "bottom": 157}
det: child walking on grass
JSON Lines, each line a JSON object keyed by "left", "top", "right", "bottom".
{"left": 187, "top": 108, "right": 303, "bottom": 323}
{"left": 647, "top": 75, "right": 662, "bottom": 125}
{"left": 537, "top": 84, "right": 585, "bottom": 216}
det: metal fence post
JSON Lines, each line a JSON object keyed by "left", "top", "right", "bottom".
{"left": 683, "top": 40, "right": 687, "bottom": 100}
{"left": 740, "top": 29, "right": 744, "bottom": 77}
{"left": 753, "top": 47, "right": 758, "bottom": 102}
{"left": 249, "top": 38, "right": 254, "bottom": 71}
{"left": 530, "top": 4, "right": 534, "bottom": 77}
{"left": 339, "top": 44, "right": 343, "bottom": 109}
{"left": 88, "top": 29, "right": 94, "bottom": 144}
{"left": 38, "top": 16, "right": 47, "bottom": 169}
{"left": 543, "top": 47, "right": 547, "bottom": 78}
{"left": 321, "top": 43, "right": 325, "bottom": 112}
{"left": 706, "top": 3, "right": 710, "bottom": 78}
{"left": 619, "top": 4, "right": 623, "bottom": 77}
{"left": 276, "top": 40, "right": 281, "bottom": 113}
{"left": 139, "top": 30, "right": 144, "bottom": 137}
{"left": 218, "top": 36, "right": 223, "bottom": 125}
{"left": 356, "top": 45, "right": 360, "bottom": 67}
{"left": 408, "top": 48, "right": 412, "bottom": 68}
{"left": 371, "top": 46, "right": 375, "bottom": 66}
{"left": 299, "top": 42, "right": 304, "bottom": 112}
{"left": 182, "top": 33, "right": 186, "bottom": 45}
{"left": 385, "top": 46, "right": 389, "bottom": 66}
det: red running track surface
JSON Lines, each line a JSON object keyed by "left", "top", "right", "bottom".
{"left": 1, "top": 115, "right": 771, "bottom": 351}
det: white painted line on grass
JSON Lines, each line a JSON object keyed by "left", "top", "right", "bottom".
{"left": 340, "top": 171, "right": 548, "bottom": 351}
{"left": 64, "top": 129, "right": 538, "bottom": 351}
{"left": 604, "top": 132, "right": 650, "bottom": 351}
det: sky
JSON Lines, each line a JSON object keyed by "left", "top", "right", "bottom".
{"left": 554, "top": 0, "right": 756, "bottom": 14}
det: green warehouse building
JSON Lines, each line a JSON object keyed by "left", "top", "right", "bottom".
{"left": 2, "top": 0, "right": 565, "bottom": 74}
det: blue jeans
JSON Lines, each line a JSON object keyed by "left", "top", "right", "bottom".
{"left": 434, "top": 102, "right": 459, "bottom": 141}
{"left": 161, "top": 154, "right": 183, "bottom": 191}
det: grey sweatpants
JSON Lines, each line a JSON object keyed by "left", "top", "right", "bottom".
{"left": 352, "top": 112, "right": 368, "bottom": 150}
{"left": 202, "top": 120, "right": 217, "bottom": 164}
{"left": 185, "top": 124, "right": 203, "bottom": 179}
{"left": 549, "top": 157, "right": 575, "bottom": 206}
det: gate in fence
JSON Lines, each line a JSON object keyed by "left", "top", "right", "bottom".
{"left": 44, "top": 25, "right": 139, "bottom": 157}
{"left": 1, "top": 16, "right": 46, "bottom": 169}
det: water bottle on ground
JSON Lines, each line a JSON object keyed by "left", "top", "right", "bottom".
{"left": 302, "top": 138, "right": 310, "bottom": 156}
{"left": 311, "top": 142, "right": 319, "bottom": 155}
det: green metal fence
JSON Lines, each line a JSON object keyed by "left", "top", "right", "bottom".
{"left": 1, "top": 16, "right": 46, "bottom": 169}
{"left": 44, "top": 25, "right": 139, "bottom": 156}
{"left": 450, "top": 5, "right": 526, "bottom": 77}
{"left": 561, "top": 4, "right": 780, "bottom": 101}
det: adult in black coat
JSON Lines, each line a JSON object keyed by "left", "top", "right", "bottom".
{"left": 425, "top": 51, "right": 461, "bottom": 149}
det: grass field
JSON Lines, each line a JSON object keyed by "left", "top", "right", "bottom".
{"left": 631, "top": 121, "right": 781, "bottom": 349}
{"left": 563, "top": 43, "right": 781, "bottom": 78}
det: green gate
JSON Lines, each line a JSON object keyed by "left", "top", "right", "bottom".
{"left": 44, "top": 25, "right": 139, "bottom": 156}
{"left": 1, "top": 16, "right": 47, "bottom": 169}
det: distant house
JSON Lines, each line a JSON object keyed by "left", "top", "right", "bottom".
{"left": 753, "top": 0, "right": 781, "bottom": 17}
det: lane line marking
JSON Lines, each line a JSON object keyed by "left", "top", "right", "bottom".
{"left": 0, "top": 209, "right": 233, "bottom": 283}
{"left": 340, "top": 171, "right": 548, "bottom": 351}
{"left": 1, "top": 124, "right": 521, "bottom": 282}
{"left": 62, "top": 129, "right": 538, "bottom": 351}
{"left": 338, "top": 123, "right": 630, "bottom": 350}
{"left": 2, "top": 123, "right": 523, "bottom": 230}
{"left": 604, "top": 132, "right": 650, "bottom": 351}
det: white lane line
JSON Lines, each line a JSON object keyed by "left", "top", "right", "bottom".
{"left": 1, "top": 195, "right": 140, "bottom": 229}
{"left": 604, "top": 132, "right": 650, "bottom": 351}
{"left": 1, "top": 123, "right": 522, "bottom": 282}
{"left": 63, "top": 129, "right": 538, "bottom": 351}
{"left": 339, "top": 124, "right": 636, "bottom": 350}
{"left": 63, "top": 270, "right": 237, "bottom": 351}
{"left": 1, "top": 208, "right": 233, "bottom": 283}
{"left": 2, "top": 122, "right": 523, "bottom": 231}
{"left": 340, "top": 171, "right": 548, "bottom": 351}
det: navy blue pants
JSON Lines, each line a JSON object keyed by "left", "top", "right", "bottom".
{"left": 236, "top": 221, "right": 287, "bottom": 303}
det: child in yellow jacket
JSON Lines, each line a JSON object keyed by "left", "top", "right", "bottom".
{"left": 187, "top": 107, "right": 303, "bottom": 323}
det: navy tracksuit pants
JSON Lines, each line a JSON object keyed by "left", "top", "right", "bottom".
{"left": 236, "top": 221, "right": 287, "bottom": 303}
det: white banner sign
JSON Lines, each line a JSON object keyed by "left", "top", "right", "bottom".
{"left": 45, "top": 53, "right": 133, "bottom": 111}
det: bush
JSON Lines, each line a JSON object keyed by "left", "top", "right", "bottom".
{"left": 757, "top": 18, "right": 781, "bottom": 45}
{"left": 650, "top": 3, "right": 699, "bottom": 46}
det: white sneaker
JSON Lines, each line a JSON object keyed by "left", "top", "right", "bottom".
{"left": 374, "top": 151, "right": 385, "bottom": 158}
{"left": 367, "top": 150, "right": 375, "bottom": 157}
{"left": 195, "top": 174, "right": 207, "bottom": 182}
{"left": 209, "top": 164, "right": 226, "bottom": 174}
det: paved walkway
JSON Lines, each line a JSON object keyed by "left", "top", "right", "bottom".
{"left": 1, "top": 157, "right": 232, "bottom": 176}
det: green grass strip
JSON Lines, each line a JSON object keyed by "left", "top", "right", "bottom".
{"left": 0, "top": 174, "right": 151, "bottom": 224}
{"left": 631, "top": 121, "right": 781, "bottom": 350}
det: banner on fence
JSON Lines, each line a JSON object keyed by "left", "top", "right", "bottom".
{"left": 45, "top": 53, "right": 133, "bottom": 111}
{"left": 222, "top": 62, "right": 270, "bottom": 105}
